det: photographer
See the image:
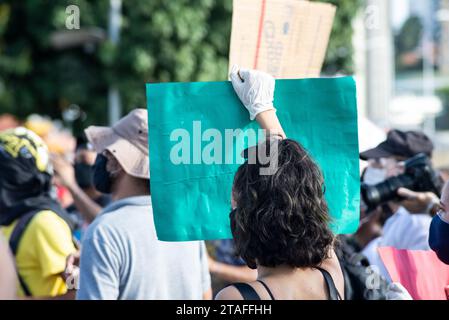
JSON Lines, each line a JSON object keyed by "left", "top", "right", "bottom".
{"left": 358, "top": 130, "right": 441, "bottom": 278}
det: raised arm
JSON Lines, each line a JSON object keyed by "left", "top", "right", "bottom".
{"left": 255, "top": 110, "right": 286, "bottom": 140}
{"left": 230, "top": 66, "right": 286, "bottom": 139}
{"left": 52, "top": 155, "right": 102, "bottom": 223}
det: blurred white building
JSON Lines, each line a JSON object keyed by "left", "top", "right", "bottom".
{"left": 355, "top": 0, "right": 449, "bottom": 167}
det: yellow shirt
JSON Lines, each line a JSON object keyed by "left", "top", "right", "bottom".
{"left": 1, "top": 210, "right": 76, "bottom": 298}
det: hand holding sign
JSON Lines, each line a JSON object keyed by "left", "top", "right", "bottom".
{"left": 229, "top": 65, "right": 276, "bottom": 120}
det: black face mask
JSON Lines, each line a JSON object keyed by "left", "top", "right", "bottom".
{"left": 93, "top": 154, "right": 112, "bottom": 194}
{"left": 74, "top": 162, "right": 94, "bottom": 189}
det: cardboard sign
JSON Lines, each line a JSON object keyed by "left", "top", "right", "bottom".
{"left": 378, "top": 247, "right": 449, "bottom": 300}
{"left": 229, "top": 0, "right": 336, "bottom": 78}
{"left": 146, "top": 77, "right": 360, "bottom": 241}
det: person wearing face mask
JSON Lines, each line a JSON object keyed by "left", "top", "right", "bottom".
{"left": 52, "top": 138, "right": 112, "bottom": 235}
{"left": 351, "top": 160, "right": 404, "bottom": 253}
{"left": 0, "top": 127, "right": 77, "bottom": 299}
{"left": 429, "top": 181, "right": 449, "bottom": 264}
{"left": 357, "top": 130, "right": 440, "bottom": 279}
{"left": 76, "top": 109, "right": 212, "bottom": 300}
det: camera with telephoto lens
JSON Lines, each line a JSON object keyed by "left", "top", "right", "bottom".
{"left": 361, "top": 153, "right": 443, "bottom": 212}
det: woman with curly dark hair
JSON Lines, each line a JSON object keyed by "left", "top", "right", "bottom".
{"left": 215, "top": 67, "right": 344, "bottom": 300}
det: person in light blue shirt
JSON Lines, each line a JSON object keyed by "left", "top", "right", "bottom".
{"left": 77, "top": 109, "right": 211, "bottom": 300}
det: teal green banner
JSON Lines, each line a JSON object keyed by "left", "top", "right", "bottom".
{"left": 146, "top": 77, "right": 360, "bottom": 241}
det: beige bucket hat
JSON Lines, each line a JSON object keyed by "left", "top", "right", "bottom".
{"left": 84, "top": 108, "right": 150, "bottom": 179}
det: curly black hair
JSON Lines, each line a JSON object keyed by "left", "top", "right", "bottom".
{"left": 231, "top": 139, "right": 334, "bottom": 269}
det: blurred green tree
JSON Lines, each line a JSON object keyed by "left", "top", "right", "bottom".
{"left": 396, "top": 16, "right": 423, "bottom": 53}
{"left": 394, "top": 15, "right": 424, "bottom": 72}
{"left": 0, "top": 0, "right": 360, "bottom": 135}
{"left": 312, "top": 0, "right": 362, "bottom": 75}
{"left": 0, "top": 0, "right": 109, "bottom": 130}
{"left": 436, "top": 86, "right": 449, "bottom": 130}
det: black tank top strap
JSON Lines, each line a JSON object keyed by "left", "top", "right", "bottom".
{"left": 231, "top": 280, "right": 275, "bottom": 300}
{"left": 231, "top": 283, "right": 261, "bottom": 300}
{"left": 316, "top": 267, "right": 343, "bottom": 300}
{"left": 257, "top": 280, "right": 276, "bottom": 300}
{"left": 232, "top": 271, "right": 341, "bottom": 301}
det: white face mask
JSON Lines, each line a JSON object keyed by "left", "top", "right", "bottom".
{"left": 363, "top": 167, "right": 387, "bottom": 185}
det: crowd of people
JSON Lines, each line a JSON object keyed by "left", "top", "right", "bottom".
{"left": 0, "top": 68, "right": 448, "bottom": 300}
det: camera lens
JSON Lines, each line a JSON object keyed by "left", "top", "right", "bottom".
{"left": 362, "top": 175, "right": 414, "bottom": 210}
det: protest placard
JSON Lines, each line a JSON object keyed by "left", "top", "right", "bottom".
{"left": 146, "top": 77, "right": 359, "bottom": 241}
{"left": 379, "top": 247, "right": 449, "bottom": 300}
{"left": 229, "top": 0, "right": 336, "bottom": 78}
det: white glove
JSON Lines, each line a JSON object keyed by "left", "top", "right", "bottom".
{"left": 229, "top": 65, "right": 276, "bottom": 121}
{"left": 386, "top": 282, "right": 413, "bottom": 300}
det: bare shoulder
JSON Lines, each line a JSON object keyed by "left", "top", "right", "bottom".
{"left": 320, "top": 248, "right": 345, "bottom": 297}
{"left": 322, "top": 248, "right": 342, "bottom": 272}
{"left": 215, "top": 285, "right": 244, "bottom": 300}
